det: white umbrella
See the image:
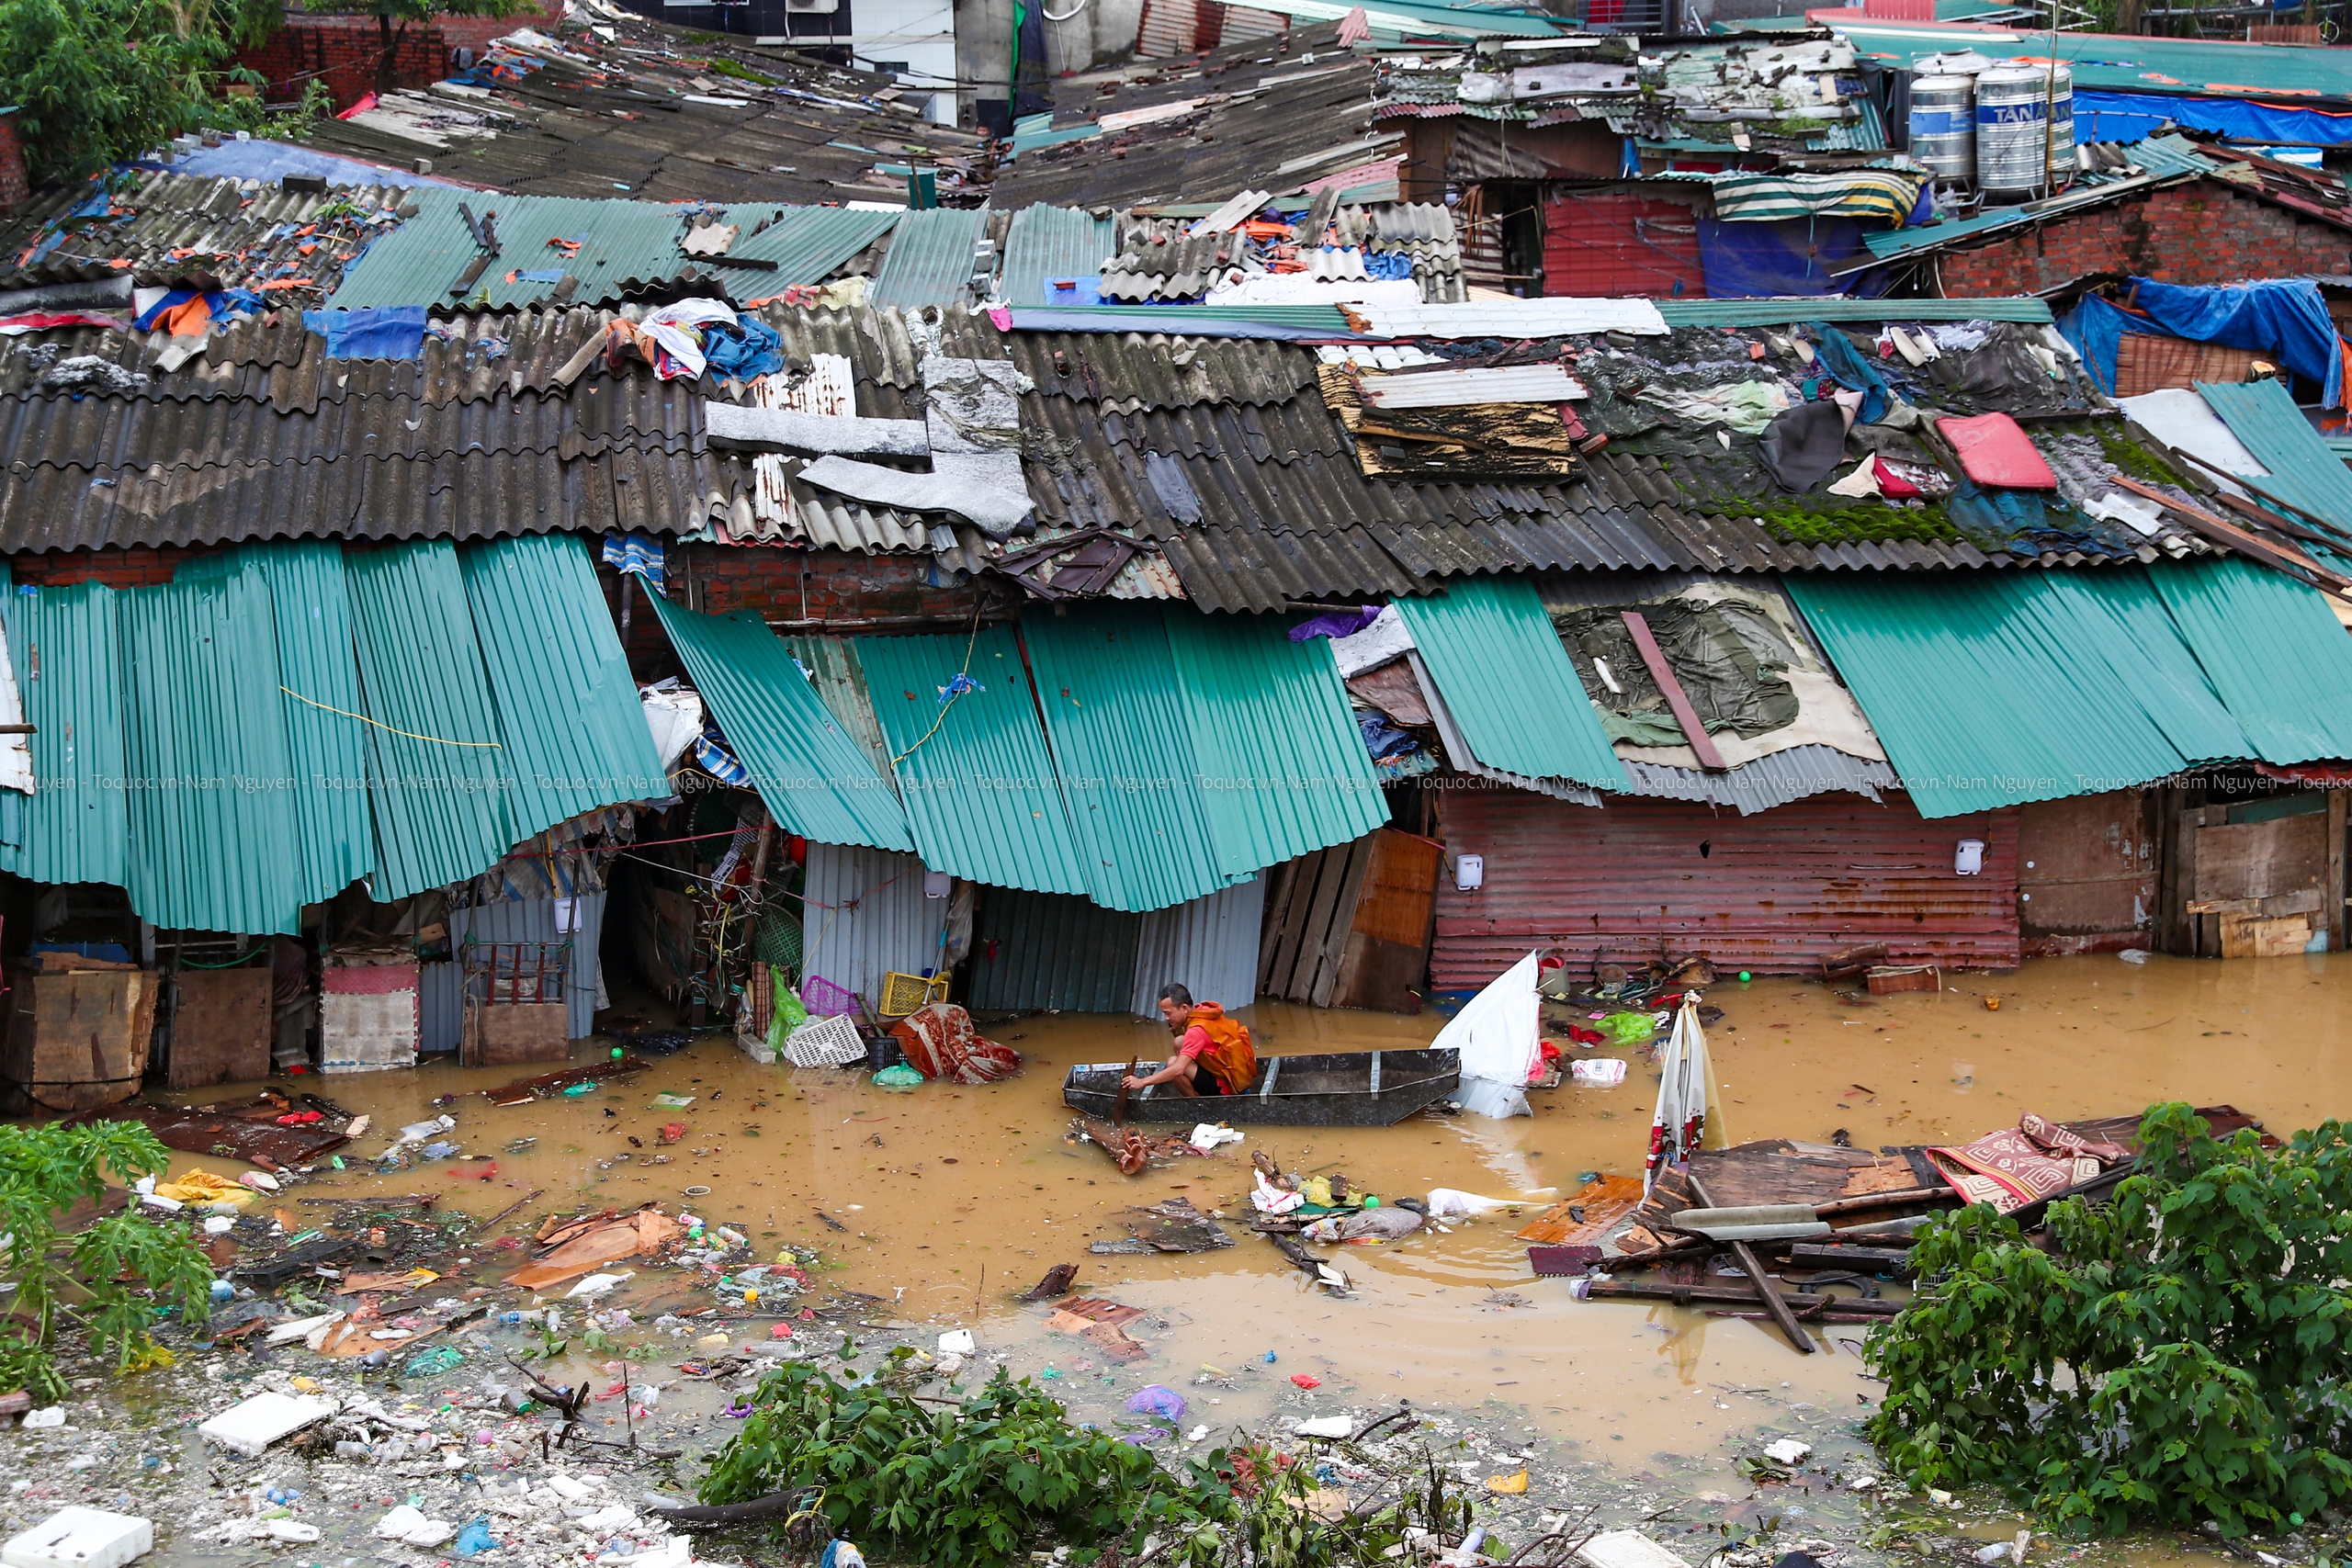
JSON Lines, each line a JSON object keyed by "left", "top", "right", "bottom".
{"left": 1645, "top": 994, "right": 1713, "bottom": 1193}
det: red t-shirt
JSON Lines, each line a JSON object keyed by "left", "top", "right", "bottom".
{"left": 1177, "top": 1024, "right": 1213, "bottom": 1060}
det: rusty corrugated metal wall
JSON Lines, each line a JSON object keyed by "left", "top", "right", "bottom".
{"left": 1540, "top": 189, "right": 1704, "bottom": 300}
{"left": 1430, "top": 790, "right": 2020, "bottom": 987}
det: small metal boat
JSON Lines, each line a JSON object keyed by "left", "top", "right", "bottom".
{"left": 1061, "top": 1048, "right": 1460, "bottom": 1127}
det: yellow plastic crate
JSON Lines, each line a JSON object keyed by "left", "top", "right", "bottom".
{"left": 877, "top": 971, "right": 949, "bottom": 1018}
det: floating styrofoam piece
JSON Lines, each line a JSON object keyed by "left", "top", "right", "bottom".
{"left": 938, "top": 1329, "right": 977, "bottom": 1356}
{"left": 19, "top": 1406, "right": 64, "bottom": 1428}
{"left": 265, "top": 1520, "right": 321, "bottom": 1543}
{"left": 1576, "top": 1530, "right": 1690, "bottom": 1568}
{"left": 197, "top": 1392, "right": 335, "bottom": 1457}
{"left": 3, "top": 1507, "right": 154, "bottom": 1568}
{"left": 1294, "top": 1416, "right": 1353, "bottom": 1438}
{"left": 374, "top": 1508, "right": 456, "bottom": 1548}
{"left": 1764, "top": 1438, "right": 1813, "bottom": 1464}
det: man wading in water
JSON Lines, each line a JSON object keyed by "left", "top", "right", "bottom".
{"left": 1122, "top": 983, "right": 1258, "bottom": 1098}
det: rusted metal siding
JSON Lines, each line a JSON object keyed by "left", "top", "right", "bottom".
{"left": 2018, "top": 790, "right": 2154, "bottom": 954}
{"left": 1430, "top": 788, "right": 2020, "bottom": 986}
{"left": 1540, "top": 190, "right": 1704, "bottom": 300}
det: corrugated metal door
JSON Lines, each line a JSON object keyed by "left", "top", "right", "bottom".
{"left": 803, "top": 842, "right": 940, "bottom": 1010}
{"left": 1430, "top": 790, "right": 2019, "bottom": 986}
{"left": 1129, "top": 876, "right": 1266, "bottom": 1019}
{"left": 1541, "top": 190, "right": 1704, "bottom": 300}
{"left": 967, "top": 887, "right": 1142, "bottom": 1013}
{"left": 2018, "top": 790, "right": 2153, "bottom": 953}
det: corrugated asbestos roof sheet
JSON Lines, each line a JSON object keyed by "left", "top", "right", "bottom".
{"left": 867, "top": 207, "right": 988, "bottom": 310}
{"left": 1397, "top": 579, "right": 1625, "bottom": 788}
{"left": 328, "top": 189, "right": 900, "bottom": 311}
{"left": 119, "top": 553, "right": 312, "bottom": 934}
{"left": 650, "top": 594, "right": 915, "bottom": 852}
{"left": 460, "top": 533, "right": 668, "bottom": 838}
{"left": 1620, "top": 745, "right": 1900, "bottom": 816}
{"left": 290, "top": 11, "right": 982, "bottom": 209}
{"left": 1162, "top": 610, "right": 1390, "bottom": 878}
{"left": 2145, "top": 558, "right": 2352, "bottom": 765}
{"left": 0, "top": 579, "right": 130, "bottom": 890}
{"left": 1000, "top": 206, "right": 1118, "bottom": 308}
{"left": 853, "top": 626, "right": 1093, "bottom": 897}
{"left": 2198, "top": 378, "right": 2352, "bottom": 544}
{"left": 1021, "top": 604, "right": 1244, "bottom": 914}
{"left": 345, "top": 540, "right": 521, "bottom": 903}
{"left": 0, "top": 321, "right": 747, "bottom": 553}
{"left": 1785, "top": 569, "right": 2255, "bottom": 818}
{"left": 0, "top": 172, "right": 420, "bottom": 299}
{"left": 987, "top": 29, "right": 1389, "bottom": 210}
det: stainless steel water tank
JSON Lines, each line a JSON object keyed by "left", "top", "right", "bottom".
{"left": 1975, "top": 62, "right": 2074, "bottom": 200}
{"left": 1909, "top": 74, "right": 1976, "bottom": 184}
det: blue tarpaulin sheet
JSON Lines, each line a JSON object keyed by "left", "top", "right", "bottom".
{"left": 301, "top": 306, "right": 429, "bottom": 360}
{"left": 2060, "top": 278, "right": 2346, "bottom": 407}
{"left": 1697, "top": 218, "right": 1868, "bottom": 299}
{"left": 2073, "top": 89, "right": 2352, "bottom": 149}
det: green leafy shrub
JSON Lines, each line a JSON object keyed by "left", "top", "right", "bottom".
{"left": 698, "top": 1357, "right": 1182, "bottom": 1566}
{"left": 1866, "top": 1103, "right": 2352, "bottom": 1538}
{"left": 0, "top": 1120, "right": 217, "bottom": 1400}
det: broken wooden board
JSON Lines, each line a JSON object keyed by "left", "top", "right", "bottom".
{"left": 1516, "top": 1175, "right": 1646, "bottom": 1245}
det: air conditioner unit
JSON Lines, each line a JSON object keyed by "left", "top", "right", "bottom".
{"left": 785, "top": 0, "right": 841, "bottom": 14}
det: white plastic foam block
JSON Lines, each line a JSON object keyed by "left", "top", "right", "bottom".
{"left": 1576, "top": 1531, "right": 1690, "bottom": 1568}
{"left": 3, "top": 1506, "right": 155, "bottom": 1568}
{"left": 196, "top": 1392, "right": 335, "bottom": 1457}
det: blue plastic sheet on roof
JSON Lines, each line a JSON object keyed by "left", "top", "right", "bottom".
{"left": 1696, "top": 218, "right": 1868, "bottom": 299}
{"left": 2061, "top": 279, "right": 2346, "bottom": 407}
{"left": 2073, "top": 89, "right": 2352, "bottom": 149}
{"left": 703, "top": 316, "right": 786, "bottom": 381}
{"left": 301, "top": 306, "right": 429, "bottom": 360}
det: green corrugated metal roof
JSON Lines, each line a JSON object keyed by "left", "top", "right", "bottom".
{"left": 250, "top": 541, "right": 373, "bottom": 906}
{"left": 854, "top": 626, "right": 1092, "bottom": 896}
{"left": 1826, "top": 19, "right": 2352, "bottom": 100}
{"left": 1396, "top": 580, "right": 1625, "bottom": 789}
{"left": 727, "top": 205, "right": 902, "bottom": 280}
{"left": 868, "top": 206, "right": 987, "bottom": 310}
{"left": 118, "top": 555, "right": 311, "bottom": 934}
{"left": 346, "top": 541, "right": 517, "bottom": 901}
{"left": 1785, "top": 570, "right": 2250, "bottom": 818}
{"left": 1001, "top": 205, "right": 1116, "bottom": 308}
{"left": 782, "top": 635, "right": 896, "bottom": 779}
{"left": 461, "top": 534, "right": 667, "bottom": 840}
{"left": 650, "top": 595, "right": 914, "bottom": 852}
{"left": 2147, "top": 558, "right": 2352, "bottom": 765}
{"left": 1163, "top": 609, "right": 1389, "bottom": 880}
{"left": 2198, "top": 378, "right": 2352, "bottom": 547}
{"left": 0, "top": 580, "right": 128, "bottom": 889}
{"left": 1655, "top": 297, "right": 2055, "bottom": 326}
{"left": 1022, "top": 604, "right": 1242, "bottom": 914}
{"left": 330, "top": 191, "right": 898, "bottom": 311}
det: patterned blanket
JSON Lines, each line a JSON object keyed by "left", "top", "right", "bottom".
{"left": 1927, "top": 1112, "right": 2132, "bottom": 1213}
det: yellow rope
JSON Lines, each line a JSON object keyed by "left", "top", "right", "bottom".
{"left": 279, "top": 685, "right": 503, "bottom": 748}
{"left": 888, "top": 604, "right": 985, "bottom": 768}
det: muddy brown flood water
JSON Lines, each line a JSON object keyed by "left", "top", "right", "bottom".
{"left": 134, "top": 952, "right": 2352, "bottom": 1561}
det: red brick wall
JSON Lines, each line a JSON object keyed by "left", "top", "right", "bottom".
{"left": 234, "top": 5, "right": 560, "bottom": 112}
{"left": 11, "top": 546, "right": 206, "bottom": 589}
{"left": 1936, "top": 180, "right": 2352, "bottom": 296}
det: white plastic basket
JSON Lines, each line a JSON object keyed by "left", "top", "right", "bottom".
{"left": 782, "top": 1012, "right": 866, "bottom": 1068}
